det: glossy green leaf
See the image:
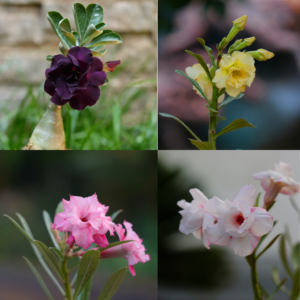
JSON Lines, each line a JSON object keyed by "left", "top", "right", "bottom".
{"left": 87, "top": 32, "right": 122, "bottom": 48}
{"left": 266, "top": 278, "right": 288, "bottom": 300}
{"left": 15, "top": 213, "right": 64, "bottom": 295}
{"left": 292, "top": 268, "right": 300, "bottom": 298}
{"left": 33, "top": 240, "right": 63, "bottom": 278}
{"left": 59, "top": 42, "right": 68, "bottom": 56}
{"left": 256, "top": 234, "right": 281, "bottom": 260}
{"left": 215, "top": 119, "right": 256, "bottom": 139}
{"left": 74, "top": 250, "right": 100, "bottom": 300}
{"left": 110, "top": 209, "right": 123, "bottom": 221}
{"left": 59, "top": 18, "right": 76, "bottom": 46}
{"left": 99, "top": 240, "right": 134, "bottom": 252}
{"left": 293, "top": 243, "right": 300, "bottom": 270}
{"left": 204, "top": 104, "right": 218, "bottom": 114}
{"left": 46, "top": 55, "right": 53, "bottom": 61}
{"left": 78, "top": 278, "right": 92, "bottom": 300}
{"left": 175, "top": 70, "right": 210, "bottom": 104}
{"left": 197, "top": 38, "right": 216, "bottom": 70}
{"left": 271, "top": 266, "right": 292, "bottom": 296}
{"left": 97, "top": 267, "right": 127, "bottom": 300}
{"left": 82, "top": 23, "right": 106, "bottom": 45}
{"left": 257, "top": 221, "right": 277, "bottom": 250}
{"left": 159, "top": 113, "right": 202, "bottom": 141}
{"left": 185, "top": 50, "right": 212, "bottom": 80}
{"left": 47, "top": 12, "right": 73, "bottom": 49}
{"left": 43, "top": 211, "right": 59, "bottom": 249}
{"left": 91, "top": 49, "right": 107, "bottom": 57}
{"left": 73, "top": 31, "right": 79, "bottom": 46}
{"left": 86, "top": 4, "right": 104, "bottom": 29}
{"left": 23, "top": 257, "right": 55, "bottom": 300}
{"left": 254, "top": 192, "right": 261, "bottom": 207}
{"left": 50, "top": 247, "right": 64, "bottom": 261}
{"left": 218, "top": 93, "right": 244, "bottom": 108}
{"left": 73, "top": 3, "right": 86, "bottom": 43}
{"left": 189, "top": 139, "right": 214, "bottom": 150}
{"left": 279, "top": 235, "right": 293, "bottom": 277}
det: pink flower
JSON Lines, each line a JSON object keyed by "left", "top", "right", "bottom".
{"left": 52, "top": 194, "right": 114, "bottom": 249}
{"left": 100, "top": 221, "right": 150, "bottom": 276}
{"left": 205, "top": 185, "right": 273, "bottom": 256}
{"left": 253, "top": 161, "right": 299, "bottom": 208}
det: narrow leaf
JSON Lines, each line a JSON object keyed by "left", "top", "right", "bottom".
{"left": 259, "top": 284, "right": 270, "bottom": 298}
{"left": 110, "top": 209, "right": 123, "bottom": 221}
{"left": 97, "top": 267, "right": 127, "bottom": 300}
{"left": 254, "top": 192, "right": 261, "bottom": 207}
{"left": 292, "top": 268, "right": 300, "bottom": 298}
{"left": 87, "top": 32, "right": 122, "bottom": 48}
{"left": 204, "top": 104, "right": 218, "bottom": 113}
{"left": 175, "top": 70, "right": 210, "bottom": 104}
{"left": 218, "top": 93, "right": 244, "bottom": 108}
{"left": 279, "top": 236, "right": 293, "bottom": 277}
{"left": 197, "top": 38, "right": 216, "bottom": 70}
{"left": 50, "top": 247, "right": 64, "bottom": 261}
{"left": 73, "top": 3, "right": 86, "bottom": 43}
{"left": 257, "top": 234, "right": 281, "bottom": 260}
{"left": 33, "top": 240, "right": 63, "bottom": 278}
{"left": 189, "top": 139, "right": 213, "bottom": 150}
{"left": 215, "top": 119, "right": 256, "bottom": 139}
{"left": 78, "top": 278, "right": 92, "bottom": 300}
{"left": 43, "top": 211, "right": 59, "bottom": 249}
{"left": 59, "top": 18, "right": 76, "bottom": 46}
{"left": 266, "top": 278, "right": 288, "bottom": 300}
{"left": 185, "top": 50, "right": 212, "bottom": 80}
{"left": 23, "top": 257, "right": 55, "bottom": 300}
{"left": 271, "top": 266, "right": 292, "bottom": 296}
{"left": 73, "top": 31, "right": 79, "bottom": 46}
{"left": 159, "top": 113, "right": 202, "bottom": 141}
{"left": 74, "top": 250, "right": 100, "bottom": 300}
{"left": 47, "top": 12, "right": 73, "bottom": 49}
{"left": 293, "top": 243, "right": 300, "bottom": 270}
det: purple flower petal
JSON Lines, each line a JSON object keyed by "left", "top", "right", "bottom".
{"left": 88, "top": 71, "right": 107, "bottom": 86}
{"left": 68, "top": 54, "right": 79, "bottom": 67}
{"left": 68, "top": 47, "right": 93, "bottom": 64}
{"left": 50, "top": 92, "right": 69, "bottom": 106}
{"left": 55, "top": 77, "right": 73, "bottom": 100}
{"left": 45, "top": 54, "right": 66, "bottom": 77}
{"left": 89, "top": 57, "right": 104, "bottom": 74}
{"left": 44, "top": 78, "right": 56, "bottom": 96}
{"left": 69, "top": 75, "right": 89, "bottom": 93}
{"left": 48, "top": 62, "right": 72, "bottom": 81}
{"left": 69, "top": 85, "right": 100, "bottom": 110}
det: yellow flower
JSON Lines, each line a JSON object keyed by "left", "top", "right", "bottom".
{"left": 213, "top": 51, "right": 256, "bottom": 97}
{"left": 185, "top": 64, "right": 225, "bottom": 103}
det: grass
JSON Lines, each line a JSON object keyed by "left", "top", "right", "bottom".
{"left": 0, "top": 58, "right": 157, "bottom": 150}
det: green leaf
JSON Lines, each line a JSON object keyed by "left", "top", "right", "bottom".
{"left": 204, "top": 104, "right": 218, "bottom": 114}
{"left": 50, "top": 247, "right": 64, "bottom": 261}
{"left": 99, "top": 240, "right": 134, "bottom": 252}
{"left": 33, "top": 240, "right": 63, "bottom": 279}
{"left": 82, "top": 23, "right": 106, "bottom": 45}
{"left": 68, "top": 259, "right": 80, "bottom": 273}
{"left": 257, "top": 221, "right": 277, "bottom": 250}
{"left": 78, "top": 278, "right": 92, "bottom": 300}
{"left": 259, "top": 284, "right": 270, "bottom": 298}
{"left": 292, "top": 268, "right": 300, "bottom": 298}
{"left": 46, "top": 55, "right": 53, "bottom": 61}
{"left": 293, "top": 243, "right": 300, "bottom": 270}
{"left": 23, "top": 257, "right": 55, "bottom": 300}
{"left": 159, "top": 113, "right": 202, "bottom": 141}
{"left": 86, "top": 4, "right": 104, "bottom": 29}
{"left": 97, "top": 267, "right": 127, "bottom": 300}
{"left": 73, "top": 31, "right": 79, "bottom": 46}
{"left": 185, "top": 50, "right": 212, "bottom": 80}
{"left": 59, "top": 42, "right": 68, "bottom": 56}
{"left": 215, "top": 118, "right": 256, "bottom": 139}
{"left": 279, "top": 235, "right": 293, "bottom": 277}
{"left": 189, "top": 139, "right": 213, "bottom": 150}
{"left": 47, "top": 12, "right": 73, "bottom": 49}
{"left": 43, "top": 211, "right": 59, "bottom": 250}
{"left": 87, "top": 32, "right": 123, "bottom": 48}
{"left": 73, "top": 3, "right": 87, "bottom": 44}
{"left": 256, "top": 234, "right": 281, "bottom": 260}
{"left": 218, "top": 93, "right": 244, "bottom": 108}
{"left": 271, "top": 266, "right": 292, "bottom": 296}
{"left": 74, "top": 250, "right": 100, "bottom": 300}
{"left": 254, "top": 192, "right": 261, "bottom": 207}
{"left": 91, "top": 49, "right": 107, "bottom": 57}
{"left": 266, "top": 278, "right": 288, "bottom": 300}
{"left": 110, "top": 209, "right": 123, "bottom": 221}
{"left": 175, "top": 70, "right": 210, "bottom": 104}
{"left": 197, "top": 38, "right": 216, "bottom": 70}
{"left": 59, "top": 18, "right": 76, "bottom": 46}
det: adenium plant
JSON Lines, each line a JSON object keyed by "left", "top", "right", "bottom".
{"left": 4, "top": 194, "right": 150, "bottom": 300}
{"left": 177, "top": 161, "right": 299, "bottom": 300}
{"left": 160, "top": 15, "right": 274, "bottom": 150}
{"left": 24, "top": 2, "right": 122, "bottom": 150}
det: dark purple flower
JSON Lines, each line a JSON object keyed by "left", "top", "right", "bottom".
{"left": 44, "top": 47, "right": 107, "bottom": 110}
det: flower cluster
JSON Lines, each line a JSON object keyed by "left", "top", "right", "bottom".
{"left": 178, "top": 185, "right": 273, "bottom": 257}
{"left": 52, "top": 194, "right": 150, "bottom": 275}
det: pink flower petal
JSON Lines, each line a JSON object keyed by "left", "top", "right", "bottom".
{"left": 250, "top": 207, "right": 273, "bottom": 236}
{"left": 230, "top": 234, "right": 260, "bottom": 257}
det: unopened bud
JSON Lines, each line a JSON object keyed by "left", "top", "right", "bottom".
{"left": 226, "top": 15, "right": 248, "bottom": 43}
{"left": 230, "top": 37, "right": 256, "bottom": 53}
{"left": 247, "top": 49, "right": 275, "bottom": 61}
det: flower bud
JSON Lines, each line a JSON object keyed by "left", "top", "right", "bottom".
{"left": 226, "top": 15, "right": 248, "bottom": 43}
{"left": 247, "top": 49, "right": 275, "bottom": 61}
{"left": 229, "top": 37, "right": 256, "bottom": 53}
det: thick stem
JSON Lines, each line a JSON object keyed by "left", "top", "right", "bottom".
{"left": 250, "top": 254, "right": 262, "bottom": 300}
{"left": 62, "top": 257, "right": 73, "bottom": 300}
{"left": 208, "top": 85, "right": 219, "bottom": 150}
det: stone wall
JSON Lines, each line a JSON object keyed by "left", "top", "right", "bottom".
{"left": 0, "top": 0, "right": 157, "bottom": 106}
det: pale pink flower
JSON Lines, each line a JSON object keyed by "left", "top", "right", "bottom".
{"left": 206, "top": 185, "right": 273, "bottom": 256}
{"left": 253, "top": 161, "right": 299, "bottom": 208}
{"left": 100, "top": 221, "right": 150, "bottom": 276}
{"left": 52, "top": 194, "right": 114, "bottom": 249}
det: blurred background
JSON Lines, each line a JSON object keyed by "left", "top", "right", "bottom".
{"left": 0, "top": 0, "right": 157, "bottom": 150}
{"left": 0, "top": 151, "right": 157, "bottom": 300}
{"left": 158, "top": 0, "right": 300, "bottom": 149}
{"left": 158, "top": 150, "right": 299, "bottom": 299}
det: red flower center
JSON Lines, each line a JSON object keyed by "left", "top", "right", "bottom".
{"left": 81, "top": 217, "right": 88, "bottom": 222}
{"left": 235, "top": 214, "right": 244, "bottom": 225}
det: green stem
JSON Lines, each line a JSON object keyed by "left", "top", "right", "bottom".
{"left": 208, "top": 85, "right": 219, "bottom": 150}
{"left": 62, "top": 244, "right": 74, "bottom": 300}
{"left": 249, "top": 254, "right": 262, "bottom": 300}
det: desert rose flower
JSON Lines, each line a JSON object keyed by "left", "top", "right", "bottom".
{"left": 100, "top": 221, "right": 150, "bottom": 276}
{"left": 185, "top": 64, "right": 225, "bottom": 103}
{"left": 52, "top": 194, "right": 114, "bottom": 249}
{"left": 44, "top": 46, "right": 120, "bottom": 110}
{"left": 213, "top": 51, "right": 256, "bottom": 97}
{"left": 253, "top": 161, "right": 299, "bottom": 208}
